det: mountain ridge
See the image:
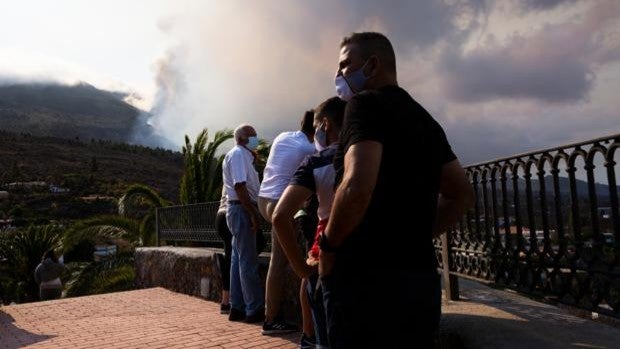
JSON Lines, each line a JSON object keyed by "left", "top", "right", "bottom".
{"left": 0, "top": 82, "right": 169, "bottom": 147}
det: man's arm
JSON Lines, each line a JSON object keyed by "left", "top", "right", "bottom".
{"left": 272, "top": 185, "right": 315, "bottom": 278}
{"left": 432, "top": 159, "right": 474, "bottom": 238}
{"left": 324, "top": 141, "right": 382, "bottom": 248}
{"left": 234, "top": 182, "right": 260, "bottom": 232}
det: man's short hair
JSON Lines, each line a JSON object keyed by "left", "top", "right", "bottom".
{"left": 234, "top": 124, "right": 252, "bottom": 142}
{"left": 315, "top": 97, "right": 346, "bottom": 130}
{"left": 301, "top": 109, "right": 315, "bottom": 134}
{"left": 341, "top": 32, "right": 396, "bottom": 74}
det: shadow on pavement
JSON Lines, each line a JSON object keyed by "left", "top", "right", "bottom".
{"left": 0, "top": 309, "right": 54, "bottom": 349}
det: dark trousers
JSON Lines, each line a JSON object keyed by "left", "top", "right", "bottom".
{"left": 322, "top": 264, "right": 441, "bottom": 349}
{"left": 216, "top": 210, "right": 232, "bottom": 291}
{"left": 306, "top": 274, "right": 328, "bottom": 347}
{"left": 40, "top": 288, "right": 62, "bottom": 301}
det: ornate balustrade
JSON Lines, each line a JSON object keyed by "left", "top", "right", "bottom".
{"left": 437, "top": 133, "right": 620, "bottom": 317}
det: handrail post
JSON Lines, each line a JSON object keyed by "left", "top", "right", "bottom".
{"left": 441, "top": 230, "right": 459, "bottom": 301}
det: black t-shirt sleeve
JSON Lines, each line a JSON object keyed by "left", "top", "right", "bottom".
{"left": 434, "top": 122, "right": 457, "bottom": 165}
{"left": 343, "top": 92, "right": 386, "bottom": 148}
{"left": 290, "top": 156, "right": 316, "bottom": 192}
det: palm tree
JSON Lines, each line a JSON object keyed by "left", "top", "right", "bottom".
{"left": 0, "top": 225, "right": 63, "bottom": 303}
{"left": 62, "top": 215, "right": 140, "bottom": 297}
{"left": 62, "top": 184, "right": 167, "bottom": 297}
{"left": 118, "top": 183, "right": 170, "bottom": 246}
{"left": 255, "top": 138, "right": 271, "bottom": 182}
{"left": 63, "top": 215, "right": 141, "bottom": 252}
{"left": 180, "top": 128, "right": 233, "bottom": 204}
{"left": 64, "top": 251, "right": 135, "bottom": 297}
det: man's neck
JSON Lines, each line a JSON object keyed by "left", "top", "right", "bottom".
{"left": 238, "top": 143, "right": 257, "bottom": 162}
{"left": 367, "top": 75, "right": 398, "bottom": 90}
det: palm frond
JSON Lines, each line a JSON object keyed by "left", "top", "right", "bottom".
{"left": 64, "top": 253, "right": 134, "bottom": 297}
{"left": 180, "top": 128, "right": 233, "bottom": 204}
{"left": 118, "top": 183, "right": 169, "bottom": 216}
{"left": 63, "top": 216, "right": 140, "bottom": 252}
{"left": 139, "top": 211, "right": 156, "bottom": 246}
{"left": 0, "top": 225, "right": 63, "bottom": 302}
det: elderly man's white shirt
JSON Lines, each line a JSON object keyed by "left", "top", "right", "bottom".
{"left": 222, "top": 145, "right": 260, "bottom": 201}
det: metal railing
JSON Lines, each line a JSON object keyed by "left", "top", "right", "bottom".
{"left": 437, "top": 132, "right": 620, "bottom": 317}
{"left": 155, "top": 202, "right": 272, "bottom": 248}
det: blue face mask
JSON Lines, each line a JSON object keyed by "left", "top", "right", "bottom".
{"left": 246, "top": 136, "right": 259, "bottom": 150}
{"left": 335, "top": 60, "right": 370, "bottom": 101}
{"left": 314, "top": 124, "right": 327, "bottom": 151}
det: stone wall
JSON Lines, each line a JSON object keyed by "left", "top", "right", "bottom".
{"left": 134, "top": 246, "right": 302, "bottom": 323}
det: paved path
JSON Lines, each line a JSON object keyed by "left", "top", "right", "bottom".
{"left": 0, "top": 288, "right": 299, "bottom": 349}
{"left": 3, "top": 281, "right": 620, "bottom": 348}
{"left": 441, "top": 279, "right": 620, "bottom": 349}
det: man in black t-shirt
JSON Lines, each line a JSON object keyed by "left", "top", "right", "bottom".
{"left": 319, "top": 32, "right": 474, "bottom": 348}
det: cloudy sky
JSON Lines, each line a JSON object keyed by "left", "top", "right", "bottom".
{"left": 1, "top": 0, "right": 619, "bottom": 165}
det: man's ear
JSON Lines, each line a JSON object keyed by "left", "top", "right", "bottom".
{"left": 324, "top": 118, "right": 331, "bottom": 131}
{"left": 367, "top": 55, "right": 380, "bottom": 77}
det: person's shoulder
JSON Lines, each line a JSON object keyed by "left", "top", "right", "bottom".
{"left": 272, "top": 131, "right": 303, "bottom": 147}
{"left": 306, "top": 149, "right": 335, "bottom": 168}
{"left": 225, "top": 145, "right": 244, "bottom": 160}
{"left": 273, "top": 131, "right": 291, "bottom": 142}
{"left": 228, "top": 145, "right": 243, "bottom": 154}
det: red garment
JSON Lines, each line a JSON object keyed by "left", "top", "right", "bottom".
{"left": 309, "top": 219, "right": 329, "bottom": 261}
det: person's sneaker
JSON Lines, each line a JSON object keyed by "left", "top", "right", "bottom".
{"left": 299, "top": 333, "right": 316, "bottom": 349}
{"left": 244, "top": 311, "right": 265, "bottom": 324}
{"left": 228, "top": 307, "right": 245, "bottom": 322}
{"left": 261, "top": 320, "right": 298, "bottom": 335}
{"left": 220, "top": 303, "right": 231, "bottom": 315}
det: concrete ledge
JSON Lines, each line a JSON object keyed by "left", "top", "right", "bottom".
{"left": 134, "top": 246, "right": 302, "bottom": 323}
{"left": 134, "top": 247, "right": 223, "bottom": 301}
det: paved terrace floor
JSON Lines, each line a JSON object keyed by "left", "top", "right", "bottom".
{"left": 0, "top": 288, "right": 298, "bottom": 349}
{"left": 2, "top": 279, "right": 620, "bottom": 349}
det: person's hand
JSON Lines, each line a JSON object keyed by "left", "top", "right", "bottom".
{"left": 319, "top": 249, "right": 336, "bottom": 277}
{"left": 294, "top": 263, "right": 317, "bottom": 279}
{"left": 249, "top": 210, "right": 260, "bottom": 233}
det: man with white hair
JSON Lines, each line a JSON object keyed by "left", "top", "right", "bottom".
{"left": 222, "top": 124, "right": 265, "bottom": 323}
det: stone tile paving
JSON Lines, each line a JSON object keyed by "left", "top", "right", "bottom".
{"left": 0, "top": 288, "right": 299, "bottom": 349}
{"left": 4, "top": 281, "right": 620, "bottom": 349}
{"left": 441, "top": 279, "right": 620, "bottom": 349}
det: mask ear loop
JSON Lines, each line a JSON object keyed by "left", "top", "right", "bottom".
{"left": 341, "top": 73, "right": 355, "bottom": 92}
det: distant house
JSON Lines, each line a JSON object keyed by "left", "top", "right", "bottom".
{"left": 7, "top": 181, "right": 47, "bottom": 189}
{"left": 79, "top": 195, "right": 116, "bottom": 202}
{"left": 597, "top": 207, "right": 617, "bottom": 220}
{"left": 0, "top": 219, "right": 13, "bottom": 229}
{"left": 93, "top": 245, "right": 117, "bottom": 261}
{"left": 49, "top": 185, "right": 70, "bottom": 193}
